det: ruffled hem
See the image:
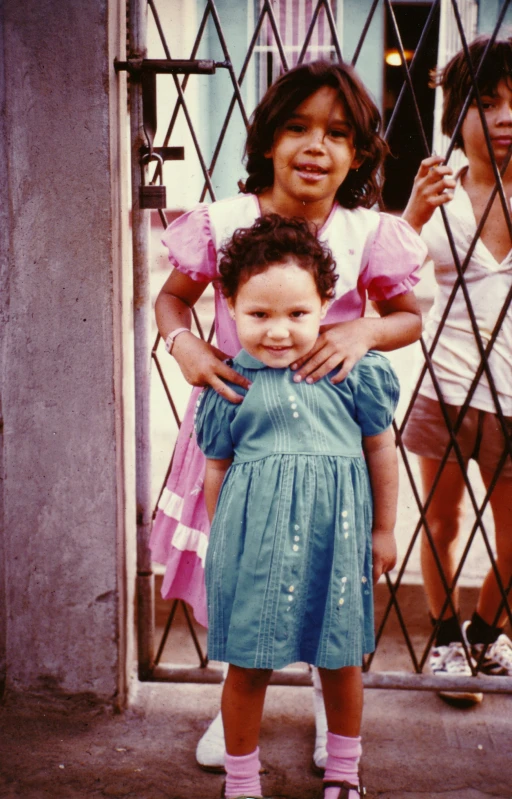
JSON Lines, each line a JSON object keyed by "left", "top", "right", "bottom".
{"left": 150, "top": 503, "right": 209, "bottom": 566}
{"left": 150, "top": 384, "right": 211, "bottom": 559}
{"left": 366, "top": 213, "right": 427, "bottom": 302}
{"left": 157, "top": 486, "right": 183, "bottom": 520}
{"left": 368, "top": 271, "right": 421, "bottom": 302}
{"left": 161, "top": 204, "right": 217, "bottom": 282}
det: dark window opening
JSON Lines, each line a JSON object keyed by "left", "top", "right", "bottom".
{"left": 382, "top": 2, "right": 440, "bottom": 212}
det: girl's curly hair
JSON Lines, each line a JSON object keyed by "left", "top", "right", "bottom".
{"left": 240, "top": 60, "right": 387, "bottom": 209}
{"left": 218, "top": 214, "right": 338, "bottom": 301}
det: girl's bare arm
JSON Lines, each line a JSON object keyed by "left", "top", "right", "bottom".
{"left": 204, "top": 457, "right": 233, "bottom": 521}
{"left": 362, "top": 428, "right": 398, "bottom": 583}
{"left": 155, "top": 270, "right": 250, "bottom": 403}
{"left": 290, "top": 290, "right": 422, "bottom": 384}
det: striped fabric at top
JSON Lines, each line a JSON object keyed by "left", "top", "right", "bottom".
{"left": 257, "top": 0, "right": 339, "bottom": 91}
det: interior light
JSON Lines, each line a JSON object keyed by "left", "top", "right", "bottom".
{"left": 385, "top": 49, "right": 414, "bottom": 66}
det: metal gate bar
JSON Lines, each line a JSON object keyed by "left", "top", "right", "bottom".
{"left": 150, "top": 664, "right": 512, "bottom": 693}
{"left": 128, "top": 0, "right": 154, "bottom": 680}
{"left": 128, "top": 0, "right": 512, "bottom": 691}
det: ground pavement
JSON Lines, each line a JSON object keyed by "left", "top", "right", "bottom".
{"left": 1, "top": 676, "right": 511, "bottom": 799}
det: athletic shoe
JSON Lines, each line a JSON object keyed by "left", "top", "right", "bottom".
{"left": 196, "top": 710, "right": 226, "bottom": 773}
{"left": 430, "top": 641, "right": 483, "bottom": 706}
{"left": 196, "top": 711, "right": 268, "bottom": 774}
{"left": 463, "top": 621, "right": 512, "bottom": 676}
{"left": 311, "top": 667, "right": 328, "bottom": 773}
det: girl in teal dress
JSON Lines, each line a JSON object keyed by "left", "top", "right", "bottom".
{"left": 194, "top": 215, "right": 399, "bottom": 799}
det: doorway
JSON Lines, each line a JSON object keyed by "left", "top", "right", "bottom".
{"left": 382, "top": 1, "right": 440, "bottom": 211}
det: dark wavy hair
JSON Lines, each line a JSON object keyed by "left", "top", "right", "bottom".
{"left": 433, "top": 35, "right": 512, "bottom": 151}
{"left": 218, "top": 214, "right": 338, "bottom": 301}
{"left": 240, "top": 60, "right": 387, "bottom": 209}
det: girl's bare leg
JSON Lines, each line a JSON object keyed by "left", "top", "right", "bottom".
{"left": 318, "top": 667, "right": 363, "bottom": 799}
{"left": 476, "top": 471, "right": 512, "bottom": 627}
{"left": 318, "top": 666, "right": 363, "bottom": 737}
{"left": 196, "top": 667, "right": 329, "bottom": 772}
{"left": 418, "top": 456, "right": 467, "bottom": 619}
{"left": 221, "top": 664, "right": 272, "bottom": 756}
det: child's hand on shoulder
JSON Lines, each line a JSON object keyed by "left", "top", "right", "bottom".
{"left": 172, "top": 334, "right": 251, "bottom": 404}
{"left": 403, "top": 155, "right": 456, "bottom": 233}
{"left": 291, "top": 319, "right": 372, "bottom": 384}
{"left": 371, "top": 528, "right": 397, "bottom": 584}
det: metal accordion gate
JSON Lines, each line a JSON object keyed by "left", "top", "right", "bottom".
{"left": 120, "top": 0, "right": 512, "bottom": 695}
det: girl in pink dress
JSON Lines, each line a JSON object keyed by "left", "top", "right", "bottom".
{"left": 151, "top": 60, "right": 426, "bottom": 786}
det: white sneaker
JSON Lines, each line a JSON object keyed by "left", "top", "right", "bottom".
{"left": 195, "top": 709, "right": 267, "bottom": 774}
{"left": 195, "top": 710, "right": 226, "bottom": 773}
{"left": 463, "top": 621, "right": 512, "bottom": 676}
{"left": 311, "top": 667, "right": 328, "bottom": 773}
{"left": 430, "top": 641, "right": 483, "bottom": 706}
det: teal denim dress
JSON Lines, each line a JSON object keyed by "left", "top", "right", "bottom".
{"left": 195, "top": 349, "right": 399, "bottom": 670}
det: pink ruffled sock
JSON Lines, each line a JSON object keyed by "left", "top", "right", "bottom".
{"left": 224, "top": 748, "right": 262, "bottom": 799}
{"left": 323, "top": 732, "right": 362, "bottom": 799}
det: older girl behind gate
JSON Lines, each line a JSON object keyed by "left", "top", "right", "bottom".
{"left": 403, "top": 35, "right": 512, "bottom": 700}
{"left": 152, "top": 59, "right": 426, "bottom": 770}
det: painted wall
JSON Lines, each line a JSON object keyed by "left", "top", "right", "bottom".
{"left": 202, "top": 0, "right": 254, "bottom": 200}
{"left": 0, "top": 0, "right": 133, "bottom": 703}
{"left": 344, "top": 0, "right": 385, "bottom": 109}
{"left": 478, "top": 0, "right": 512, "bottom": 34}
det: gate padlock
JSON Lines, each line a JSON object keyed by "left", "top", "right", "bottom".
{"left": 139, "top": 152, "right": 167, "bottom": 209}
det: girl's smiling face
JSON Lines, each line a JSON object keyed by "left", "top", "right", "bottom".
{"left": 228, "top": 259, "right": 328, "bottom": 368}
{"left": 267, "top": 85, "right": 362, "bottom": 215}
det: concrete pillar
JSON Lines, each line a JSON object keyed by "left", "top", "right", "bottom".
{"left": 0, "top": 0, "right": 134, "bottom": 705}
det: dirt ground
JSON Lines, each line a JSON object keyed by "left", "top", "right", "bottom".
{"left": 2, "top": 584, "right": 511, "bottom": 799}
{"left": 1, "top": 679, "right": 511, "bottom": 799}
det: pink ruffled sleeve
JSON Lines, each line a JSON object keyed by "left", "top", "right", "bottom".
{"left": 161, "top": 204, "right": 217, "bottom": 282}
{"left": 363, "top": 213, "right": 427, "bottom": 302}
